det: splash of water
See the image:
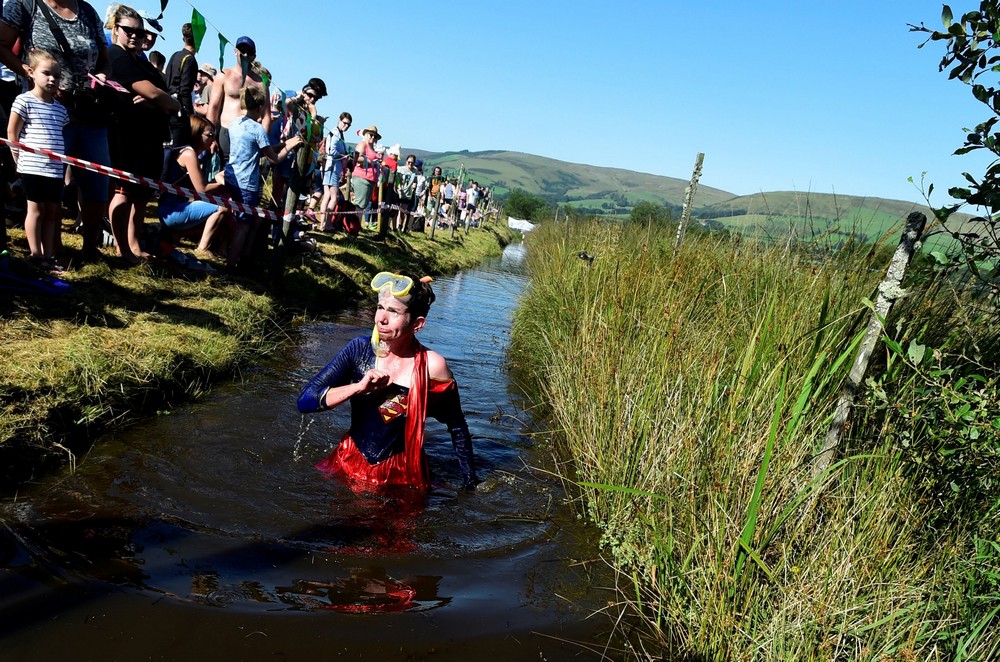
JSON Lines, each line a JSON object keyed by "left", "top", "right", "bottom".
{"left": 292, "top": 416, "right": 315, "bottom": 462}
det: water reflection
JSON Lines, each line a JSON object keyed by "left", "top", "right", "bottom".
{"left": 275, "top": 571, "right": 448, "bottom": 613}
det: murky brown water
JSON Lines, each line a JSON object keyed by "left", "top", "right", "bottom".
{"left": 0, "top": 244, "right": 629, "bottom": 660}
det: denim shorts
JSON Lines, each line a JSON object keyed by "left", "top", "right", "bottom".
{"left": 322, "top": 166, "right": 340, "bottom": 188}
{"left": 159, "top": 199, "right": 221, "bottom": 230}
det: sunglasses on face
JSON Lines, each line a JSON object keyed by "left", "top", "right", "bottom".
{"left": 117, "top": 24, "right": 147, "bottom": 39}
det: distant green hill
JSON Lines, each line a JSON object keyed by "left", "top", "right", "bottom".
{"left": 411, "top": 149, "right": 734, "bottom": 216}
{"left": 696, "top": 191, "right": 975, "bottom": 249}
{"left": 410, "top": 149, "right": 973, "bottom": 243}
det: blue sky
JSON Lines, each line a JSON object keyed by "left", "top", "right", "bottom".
{"left": 145, "top": 0, "right": 993, "bottom": 205}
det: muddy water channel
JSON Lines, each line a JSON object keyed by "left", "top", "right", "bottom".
{"left": 0, "top": 243, "right": 623, "bottom": 660}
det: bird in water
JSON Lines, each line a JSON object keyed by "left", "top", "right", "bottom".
{"left": 577, "top": 251, "right": 595, "bottom": 266}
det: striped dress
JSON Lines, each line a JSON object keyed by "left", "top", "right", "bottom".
{"left": 10, "top": 92, "right": 69, "bottom": 179}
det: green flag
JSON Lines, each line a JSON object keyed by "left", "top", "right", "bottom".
{"left": 190, "top": 8, "right": 206, "bottom": 53}
{"left": 218, "top": 34, "right": 229, "bottom": 72}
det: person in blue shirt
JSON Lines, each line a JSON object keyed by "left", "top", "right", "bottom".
{"left": 222, "top": 85, "right": 300, "bottom": 269}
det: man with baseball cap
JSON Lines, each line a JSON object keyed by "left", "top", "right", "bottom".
{"left": 208, "top": 35, "right": 271, "bottom": 161}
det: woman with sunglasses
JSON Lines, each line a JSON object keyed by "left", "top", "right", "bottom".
{"left": 106, "top": 6, "right": 179, "bottom": 261}
{"left": 318, "top": 111, "right": 352, "bottom": 232}
{"left": 105, "top": 4, "right": 179, "bottom": 264}
{"left": 298, "top": 272, "right": 478, "bottom": 493}
{"left": 157, "top": 113, "right": 228, "bottom": 258}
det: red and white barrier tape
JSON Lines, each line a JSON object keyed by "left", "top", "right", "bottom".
{"left": 0, "top": 137, "right": 419, "bottom": 220}
{"left": 1, "top": 137, "right": 278, "bottom": 221}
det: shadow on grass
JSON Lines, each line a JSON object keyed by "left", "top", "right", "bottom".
{"left": 1, "top": 268, "right": 229, "bottom": 333}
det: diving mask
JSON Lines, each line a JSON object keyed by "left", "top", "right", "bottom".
{"left": 370, "top": 272, "right": 413, "bottom": 298}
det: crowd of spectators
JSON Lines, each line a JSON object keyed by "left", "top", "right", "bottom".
{"left": 0, "top": 0, "right": 495, "bottom": 275}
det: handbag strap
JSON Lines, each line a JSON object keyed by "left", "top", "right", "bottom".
{"left": 32, "top": 0, "right": 75, "bottom": 64}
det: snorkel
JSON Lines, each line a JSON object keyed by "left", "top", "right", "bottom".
{"left": 369, "top": 272, "right": 434, "bottom": 357}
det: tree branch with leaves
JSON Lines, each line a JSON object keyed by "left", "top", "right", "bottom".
{"left": 910, "top": 3, "right": 1000, "bottom": 300}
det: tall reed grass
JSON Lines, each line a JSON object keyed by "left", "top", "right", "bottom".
{"left": 510, "top": 219, "right": 1000, "bottom": 660}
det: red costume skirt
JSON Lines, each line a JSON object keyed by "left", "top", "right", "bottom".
{"left": 316, "top": 434, "right": 429, "bottom": 492}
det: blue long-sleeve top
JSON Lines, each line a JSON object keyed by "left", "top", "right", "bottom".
{"left": 297, "top": 336, "right": 477, "bottom": 488}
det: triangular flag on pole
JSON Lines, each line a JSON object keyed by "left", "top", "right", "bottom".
{"left": 190, "top": 8, "right": 206, "bottom": 53}
{"left": 154, "top": 0, "right": 168, "bottom": 20}
{"left": 218, "top": 34, "right": 229, "bottom": 72}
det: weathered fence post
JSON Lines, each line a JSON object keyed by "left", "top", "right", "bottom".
{"left": 674, "top": 152, "right": 705, "bottom": 256}
{"left": 810, "top": 211, "right": 928, "bottom": 479}
{"left": 428, "top": 183, "right": 439, "bottom": 240}
{"left": 376, "top": 176, "right": 385, "bottom": 239}
{"left": 450, "top": 164, "right": 465, "bottom": 240}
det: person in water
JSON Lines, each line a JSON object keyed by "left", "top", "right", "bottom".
{"left": 297, "top": 272, "right": 478, "bottom": 492}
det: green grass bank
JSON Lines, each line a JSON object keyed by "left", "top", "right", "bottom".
{"left": 0, "top": 220, "right": 518, "bottom": 488}
{"left": 510, "top": 219, "right": 1000, "bottom": 660}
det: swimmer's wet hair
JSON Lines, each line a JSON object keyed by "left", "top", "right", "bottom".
{"left": 401, "top": 271, "right": 435, "bottom": 319}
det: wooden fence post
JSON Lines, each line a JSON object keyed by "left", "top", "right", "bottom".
{"left": 376, "top": 177, "right": 385, "bottom": 238}
{"left": 450, "top": 164, "right": 465, "bottom": 240}
{"left": 810, "top": 211, "right": 928, "bottom": 478}
{"left": 674, "top": 152, "right": 704, "bottom": 256}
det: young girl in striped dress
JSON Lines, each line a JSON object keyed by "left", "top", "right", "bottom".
{"left": 6, "top": 49, "right": 70, "bottom": 271}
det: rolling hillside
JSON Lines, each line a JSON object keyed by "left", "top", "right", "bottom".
{"left": 694, "top": 191, "right": 973, "bottom": 244}
{"left": 411, "top": 149, "right": 973, "bottom": 241}
{"left": 412, "top": 149, "right": 734, "bottom": 214}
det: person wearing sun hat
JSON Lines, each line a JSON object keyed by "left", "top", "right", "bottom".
{"left": 298, "top": 271, "right": 478, "bottom": 492}
{"left": 193, "top": 63, "right": 216, "bottom": 113}
{"left": 351, "top": 125, "right": 381, "bottom": 228}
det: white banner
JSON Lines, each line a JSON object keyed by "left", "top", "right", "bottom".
{"left": 507, "top": 217, "right": 537, "bottom": 232}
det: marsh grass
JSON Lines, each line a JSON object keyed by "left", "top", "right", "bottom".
{"left": 1, "top": 219, "right": 516, "bottom": 483}
{"left": 511, "top": 219, "right": 1000, "bottom": 659}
